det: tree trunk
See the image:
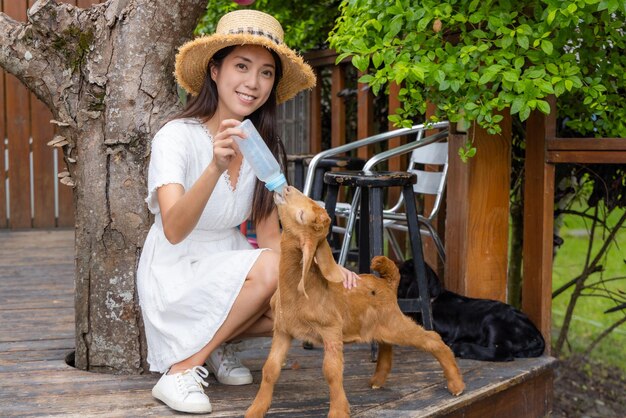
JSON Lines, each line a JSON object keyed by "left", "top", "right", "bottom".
{"left": 1, "top": 0, "right": 208, "bottom": 373}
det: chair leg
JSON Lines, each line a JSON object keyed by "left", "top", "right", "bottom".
{"left": 402, "top": 185, "right": 434, "bottom": 330}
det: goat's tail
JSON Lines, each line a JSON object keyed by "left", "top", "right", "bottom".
{"left": 371, "top": 256, "right": 401, "bottom": 290}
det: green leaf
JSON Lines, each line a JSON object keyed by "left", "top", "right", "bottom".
{"left": 541, "top": 39, "right": 553, "bottom": 55}
{"left": 519, "top": 105, "right": 531, "bottom": 121}
{"left": 564, "top": 79, "right": 574, "bottom": 91}
{"left": 358, "top": 74, "right": 375, "bottom": 84}
{"left": 546, "top": 63, "right": 559, "bottom": 75}
{"left": 372, "top": 52, "right": 383, "bottom": 69}
{"left": 352, "top": 55, "right": 370, "bottom": 72}
{"left": 536, "top": 100, "right": 551, "bottom": 114}
{"left": 567, "top": 3, "right": 578, "bottom": 13}
{"left": 503, "top": 71, "right": 519, "bottom": 83}
{"left": 517, "top": 35, "right": 529, "bottom": 50}
{"left": 547, "top": 9, "right": 557, "bottom": 25}
{"left": 511, "top": 97, "right": 525, "bottom": 115}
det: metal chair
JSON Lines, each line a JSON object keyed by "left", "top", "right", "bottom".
{"left": 304, "top": 123, "right": 449, "bottom": 267}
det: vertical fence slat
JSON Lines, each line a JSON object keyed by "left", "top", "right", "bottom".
{"left": 4, "top": 0, "right": 31, "bottom": 229}
{"left": 356, "top": 71, "right": 373, "bottom": 159}
{"left": 309, "top": 69, "right": 322, "bottom": 154}
{"left": 0, "top": 3, "right": 7, "bottom": 229}
{"left": 30, "top": 96, "right": 56, "bottom": 227}
{"left": 28, "top": 0, "right": 55, "bottom": 228}
{"left": 330, "top": 65, "right": 346, "bottom": 149}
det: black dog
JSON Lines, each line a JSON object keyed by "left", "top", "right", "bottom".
{"left": 398, "top": 259, "right": 545, "bottom": 362}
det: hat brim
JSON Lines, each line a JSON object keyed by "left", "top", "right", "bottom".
{"left": 175, "top": 34, "right": 316, "bottom": 104}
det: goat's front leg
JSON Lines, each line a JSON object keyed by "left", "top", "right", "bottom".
{"left": 321, "top": 332, "right": 350, "bottom": 418}
{"left": 245, "top": 330, "right": 293, "bottom": 418}
{"left": 378, "top": 314, "right": 465, "bottom": 396}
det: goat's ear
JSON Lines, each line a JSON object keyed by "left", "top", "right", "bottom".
{"left": 298, "top": 237, "right": 315, "bottom": 298}
{"left": 314, "top": 239, "right": 344, "bottom": 283}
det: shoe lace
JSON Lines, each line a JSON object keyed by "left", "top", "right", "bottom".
{"left": 177, "top": 366, "right": 209, "bottom": 395}
{"left": 220, "top": 344, "right": 244, "bottom": 373}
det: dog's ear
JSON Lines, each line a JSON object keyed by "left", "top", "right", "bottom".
{"left": 298, "top": 237, "right": 315, "bottom": 299}
{"left": 314, "top": 239, "right": 344, "bottom": 283}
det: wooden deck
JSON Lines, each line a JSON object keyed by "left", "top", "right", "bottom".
{"left": 0, "top": 230, "right": 556, "bottom": 417}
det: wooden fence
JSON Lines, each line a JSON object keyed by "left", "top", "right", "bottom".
{"left": 0, "top": 0, "right": 104, "bottom": 229}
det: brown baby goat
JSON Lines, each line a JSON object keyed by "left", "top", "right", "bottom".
{"left": 245, "top": 186, "right": 464, "bottom": 418}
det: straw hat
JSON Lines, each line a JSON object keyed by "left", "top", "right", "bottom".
{"left": 175, "top": 10, "right": 316, "bottom": 104}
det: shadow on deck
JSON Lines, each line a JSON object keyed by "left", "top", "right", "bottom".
{"left": 0, "top": 230, "right": 556, "bottom": 417}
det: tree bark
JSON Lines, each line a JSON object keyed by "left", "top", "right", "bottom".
{"left": 0, "top": 0, "right": 208, "bottom": 373}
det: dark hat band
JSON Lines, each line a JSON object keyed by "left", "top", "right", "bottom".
{"left": 227, "top": 28, "right": 282, "bottom": 45}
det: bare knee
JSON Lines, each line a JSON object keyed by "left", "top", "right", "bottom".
{"left": 247, "top": 250, "right": 279, "bottom": 298}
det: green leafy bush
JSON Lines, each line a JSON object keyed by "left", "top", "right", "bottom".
{"left": 329, "top": 0, "right": 626, "bottom": 155}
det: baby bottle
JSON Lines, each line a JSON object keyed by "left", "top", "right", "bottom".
{"left": 235, "top": 119, "right": 287, "bottom": 193}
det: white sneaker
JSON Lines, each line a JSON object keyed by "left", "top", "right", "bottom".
{"left": 152, "top": 366, "right": 212, "bottom": 414}
{"left": 206, "top": 343, "right": 253, "bottom": 385}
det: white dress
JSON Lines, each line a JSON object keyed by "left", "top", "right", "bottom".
{"left": 137, "top": 118, "right": 266, "bottom": 373}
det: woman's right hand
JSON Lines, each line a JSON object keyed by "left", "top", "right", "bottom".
{"left": 210, "top": 119, "right": 245, "bottom": 173}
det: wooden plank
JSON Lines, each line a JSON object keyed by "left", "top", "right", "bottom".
{"left": 466, "top": 113, "right": 510, "bottom": 301}
{"left": 0, "top": 25, "right": 7, "bottom": 229}
{"left": 522, "top": 108, "right": 555, "bottom": 351}
{"left": 28, "top": 0, "right": 55, "bottom": 228}
{"left": 445, "top": 134, "right": 470, "bottom": 294}
{"left": 445, "top": 114, "right": 511, "bottom": 301}
{"left": 356, "top": 72, "right": 373, "bottom": 160}
{"left": 445, "top": 368, "right": 553, "bottom": 418}
{"left": 547, "top": 150, "right": 626, "bottom": 164}
{"left": 4, "top": 3, "right": 31, "bottom": 229}
{"left": 547, "top": 137, "right": 626, "bottom": 150}
{"left": 29, "top": 93, "right": 56, "bottom": 227}
{"left": 331, "top": 65, "right": 346, "bottom": 149}
{"left": 309, "top": 68, "right": 322, "bottom": 154}
{"left": 387, "top": 82, "right": 404, "bottom": 171}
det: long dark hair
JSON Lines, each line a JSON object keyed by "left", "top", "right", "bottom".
{"left": 175, "top": 45, "right": 287, "bottom": 226}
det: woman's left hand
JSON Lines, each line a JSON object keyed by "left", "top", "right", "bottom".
{"left": 341, "top": 266, "right": 360, "bottom": 289}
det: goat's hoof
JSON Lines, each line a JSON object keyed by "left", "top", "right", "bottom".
{"left": 369, "top": 375, "right": 386, "bottom": 389}
{"left": 244, "top": 406, "right": 267, "bottom": 418}
{"left": 448, "top": 380, "right": 465, "bottom": 396}
{"left": 328, "top": 408, "right": 350, "bottom": 418}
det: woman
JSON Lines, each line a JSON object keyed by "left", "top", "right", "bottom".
{"left": 137, "top": 10, "right": 358, "bottom": 414}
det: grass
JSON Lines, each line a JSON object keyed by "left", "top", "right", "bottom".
{"left": 551, "top": 205, "right": 626, "bottom": 372}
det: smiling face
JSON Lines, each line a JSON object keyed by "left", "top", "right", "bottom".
{"left": 210, "top": 44, "right": 277, "bottom": 120}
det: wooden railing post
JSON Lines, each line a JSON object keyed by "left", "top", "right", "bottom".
{"left": 445, "top": 114, "right": 512, "bottom": 301}
{"left": 522, "top": 98, "right": 557, "bottom": 350}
